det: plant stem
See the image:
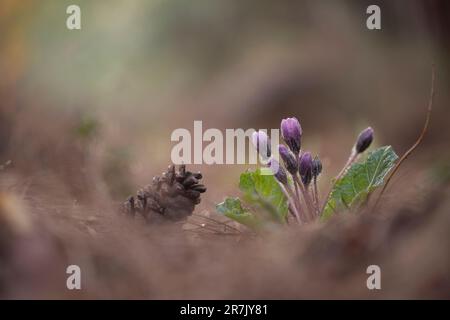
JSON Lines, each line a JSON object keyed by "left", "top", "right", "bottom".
{"left": 336, "top": 149, "right": 358, "bottom": 181}
{"left": 321, "top": 149, "right": 359, "bottom": 213}
{"left": 292, "top": 180, "right": 307, "bottom": 221}
{"left": 373, "top": 64, "right": 435, "bottom": 211}
{"left": 293, "top": 175, "right": 315, "bottom": 222}
{"left": 286, "top": 183, "right": 304, "bottom": 224}
{"left": 293, "top": 181, "right": 301, "bottom": 205}
{"left": 278, "top": 182, "right": 302, "bottom": 225}
{"left": 313, "top": 176, "right": 320, "bottom": 216}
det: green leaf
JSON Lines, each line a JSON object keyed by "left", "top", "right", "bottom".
{"left": 238, "top": 168, "right": 288, "bottom": 223}
{"left": 322, "top": 146, "right": 398, "bottom": 220}
{"left": 216, "top": 197, "right": 262, "bottom": 230}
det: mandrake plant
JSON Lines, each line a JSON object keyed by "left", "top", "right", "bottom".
{"left": 216, "top": 121, "right": 397, "bottom": 229}
{"left": 217, "top": 69, "right": 435, "bottom": 231}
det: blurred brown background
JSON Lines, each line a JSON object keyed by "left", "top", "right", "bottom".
{"left": 0, "top": 0, "right": 449, "bottom": 299}
{"left": 1, "top": 0, "right": 449, "bottom": 201}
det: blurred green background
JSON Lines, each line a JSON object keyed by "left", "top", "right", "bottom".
{"left": 1, "top": 0, "right": 449, "bottom": 205}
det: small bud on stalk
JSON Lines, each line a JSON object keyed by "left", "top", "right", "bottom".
{"left": 333, "top": 127, "right": 374, "bottom": 195}
{"left": 252, "top": 130, "right": 271, "bottom": 160}
{"left": 281, "top": 117, "right": 302, "bottom": 155}
{"left": 299, "top": 151, "right": 313, "bottom": 186}
{"left": 355, "top": 127, "right": 374, "bottom": 154}
{"left": 311, "top": 155, "right": 322, "bottom": 216}
{"left": 279, "top": 145, "right": 298, "bottom": 175}
{"left": 269, "top": 159, "right": 288, "bottom": 185}
{"left": 312, "top": 156, "right": 322, "bottom": 178}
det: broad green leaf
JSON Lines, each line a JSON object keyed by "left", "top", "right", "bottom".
{"left": 216, "top": 197, "right": 262, "bottom": 230}
{"left": 322, "top": 146, "right": 398, "bottom": 220}
{"left": 238, "top": 168, "right": 288, "bottom": 223}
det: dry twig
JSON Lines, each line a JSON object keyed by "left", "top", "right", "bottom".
{"left": 373, "top": 65, "right": 436, "bottom": 210}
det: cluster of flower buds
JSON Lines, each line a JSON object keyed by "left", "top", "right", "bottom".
{"left": 252, "top": 119, "right": 375, "bottom": 225}
{"left": 252, "top": 117, "right": 322, "bottom": 224}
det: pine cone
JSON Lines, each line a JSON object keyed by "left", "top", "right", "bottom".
{"left": 121, "top": 165, "right": 206, "bottom": 223}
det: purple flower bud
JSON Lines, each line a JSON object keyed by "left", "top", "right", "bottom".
{"left": 312, "top": 155, "right": 322, "bottom": 178}
{"left": 281, "top": 117, "right": 302, "bottom": 155}
{"left": 278, "top": 144, "right": 298, "bottom": 175}
{"left": 299, "top": 151, "right": 313, "bottom": 185}
{"left": 355, "top": 127, "right": 374, "bottom": 153}
{"left": 268, "top": 158, "right": 288, "bottom": 185}
{"left": 252, "top": 130, "right": 271, "bottom": 160}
